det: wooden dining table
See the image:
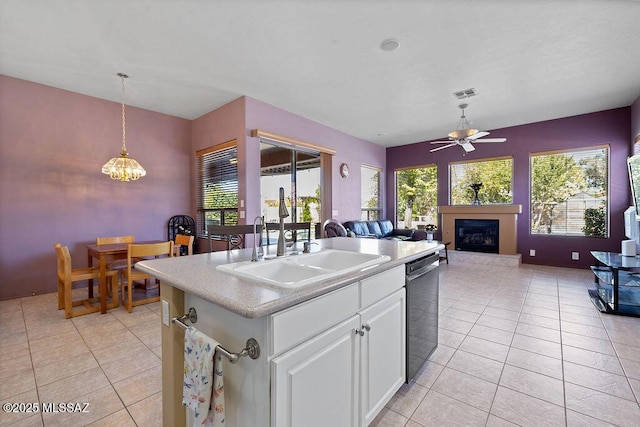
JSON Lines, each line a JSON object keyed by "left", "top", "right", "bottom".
{"left": 86, "top": 240, "right": 162, "bottom": 314}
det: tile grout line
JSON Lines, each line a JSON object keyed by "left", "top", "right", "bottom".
{"left": 599, "top": 304, "right": 640, "bottom": 406}
{"left": 87, "top": 303, "right": 161, "bottom": 425}
{"left": 80, "top": 318, "right": 131, "bottom": 427}
{"left": 560, "top": 283, "right": 640, "bottom": 423}
{"left": 554, "top": 274, "right": 569, "bottom": 427}
{"left": 483, "top": 268, "right": 532, "bottom": 426}
{"left": 20, "top": 296, "right": 45, "bottom": 426}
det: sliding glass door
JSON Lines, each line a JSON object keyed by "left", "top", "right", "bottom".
{"left": 260, "top": 141, "right": 321, "bottom": 244}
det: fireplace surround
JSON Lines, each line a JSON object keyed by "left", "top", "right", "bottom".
{"left": 438, "top": 205, "right": 522, "bottom": 255}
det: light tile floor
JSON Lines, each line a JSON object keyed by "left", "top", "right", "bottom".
{"left": 372, "top": 260, "right": 640, "bottom": 427}
{"left": 0, "top": 294, "right": 162, "bottom": 427}
{"left": 2, "top": 261, "right": 640, "bottom": 426}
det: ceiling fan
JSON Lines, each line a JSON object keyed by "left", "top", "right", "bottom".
{"left": 430, "top": 104, "right": 506, "bottom": 153}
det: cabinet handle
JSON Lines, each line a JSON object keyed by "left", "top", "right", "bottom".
{"left": 363, "top": 324, "right": 371, "bottom": 332}
{"left": 354, "top": 329, "right": 365, "bottom": 337}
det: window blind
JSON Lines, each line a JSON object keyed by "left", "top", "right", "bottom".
{"left": 196, "top": 144, "right": 239, "bottom": 236}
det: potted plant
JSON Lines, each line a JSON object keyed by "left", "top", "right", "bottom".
{"left": 424, "top": 224, "right": 437, "bottom": 241}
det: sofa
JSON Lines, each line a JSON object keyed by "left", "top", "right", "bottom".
{"left": 325, "top": 219, "right": 418, "bottom": 240}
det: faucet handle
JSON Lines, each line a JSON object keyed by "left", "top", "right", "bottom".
{"left": 303, "top": 241, "right": 319, "bottom": 253}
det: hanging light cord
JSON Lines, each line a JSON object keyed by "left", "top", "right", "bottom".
{"left": 119, "top": 73, "right": 128, "bottom": 155}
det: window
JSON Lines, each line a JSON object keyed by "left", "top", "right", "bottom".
{"left": 260, "top": 141, "right": 322, "bottom": 243}
{"left": 450, "top": 157, "right": 513, "bottom": 205}
{"left": 530, "top": 146, "right": 608, "bottom": 237}
{"left": 361, "top": 166, "right": 381, "bottom": 220}
{"left": 395, "top": 165, "right": 437, "bottom": 228}
{"left": 196, "top": 141, "right": 238, "bottom": 237}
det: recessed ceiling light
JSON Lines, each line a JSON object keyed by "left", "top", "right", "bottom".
{"left": 380, "top": 39, "right": 400, "bottom": 52}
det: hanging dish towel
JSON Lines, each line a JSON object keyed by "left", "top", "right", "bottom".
{"left": 183, "top": 327, "right": 225, "bottom": 426}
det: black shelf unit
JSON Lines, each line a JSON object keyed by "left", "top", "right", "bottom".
{"left": 589, "top": 251, "right": 640, "bottom": 317}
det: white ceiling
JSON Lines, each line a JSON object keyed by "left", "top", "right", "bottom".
{"left": 1, "top": 0, "right": 639, "bottom": 147}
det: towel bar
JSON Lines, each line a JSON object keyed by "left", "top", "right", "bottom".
{"left": 172, "top": 307, "right": 260, "bottom": 363}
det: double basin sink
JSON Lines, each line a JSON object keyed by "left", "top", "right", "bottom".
{"left": 216, "top": 249, "right": 391, "bottom": 289}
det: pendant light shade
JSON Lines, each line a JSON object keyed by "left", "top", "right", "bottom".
{"left": 102, "top": 73, "right": 146, "bottom": 181}
{"left": 447, "top": 103, "right": 478, "bottom": 139}
{"left": 101, "top": 153, "right": 146, "bottom": 181}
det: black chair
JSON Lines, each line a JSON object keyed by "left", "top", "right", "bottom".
{"left": 439, "top": 241, "right": 451, "bottom": 264}
{"left": 265, "top": 222, "right": 311, "bottom": 247}
{"left": 207, "top": 224, "right": 261, "bottom": 252}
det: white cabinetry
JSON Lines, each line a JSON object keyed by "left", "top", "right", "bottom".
{"left": 271, "top": 265, "right": 405, "bottom": 427}
{"left": 360, "top": 289, "right": 405, "bottom": 425}
{"left": 272, "top": 315, "right": 360, "bottom": 427}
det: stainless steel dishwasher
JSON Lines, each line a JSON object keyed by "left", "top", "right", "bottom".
{"left": 405, "top": 252, "right": 440, "bottom": 382}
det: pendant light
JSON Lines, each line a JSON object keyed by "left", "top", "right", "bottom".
{"left": 101, "top": 73, "right": 146, "bottom": 181}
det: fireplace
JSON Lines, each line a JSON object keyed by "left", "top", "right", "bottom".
{"left": 455, "top": 219, "right": 499, "bottom": 254}
{"left": 438, "top": 205, "right": 521, "bottom": 255}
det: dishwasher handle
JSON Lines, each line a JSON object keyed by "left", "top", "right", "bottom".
{"left": 406, "top": 253, "right": 439, "bottom": 280}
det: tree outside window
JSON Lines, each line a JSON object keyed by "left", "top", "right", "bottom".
{"left": 450, "top": 157, "right": 513, "bottom": 205}
{"left": 530, "top": 146, "right": 608, "bottom": 237}
{"left": 395, "top": 165, "right": 437, "bottom": 229}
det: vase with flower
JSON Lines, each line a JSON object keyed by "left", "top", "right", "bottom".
{"left": 424, "top": 224, "right": 437, "bottom": 242}
{"left": 470, "top": 182, "right": 483, "bottom": 205}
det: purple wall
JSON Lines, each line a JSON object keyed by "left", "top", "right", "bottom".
{"left": 2, "top": 72, "right": 633, "bottom": 300}
{"left": 386, "top": 108, "right": 632, "bottom": 268}
{"left": 189, "top": 96, "right": 385, "bottom": 250}
{"left": 191, "top": 96, "right": 247, "bottom": 211}
{"left": 0, "top": 75, "right": 192, "bottom": 300}
{"left": 244, "top": 97, "right": 387, "bottom": 222}
{"left": 190, "top": 97, "right": 247, "bottom": 252}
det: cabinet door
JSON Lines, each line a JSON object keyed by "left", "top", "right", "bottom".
{"left": 359, "top": 289, "right": 406, "bottom": 426}
{"left": 272, "top": 315, "right": 360, "bottom": 427}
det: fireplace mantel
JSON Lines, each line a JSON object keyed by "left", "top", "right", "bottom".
{"left": 438, "top": 205, "right": 522, "bottom": 255}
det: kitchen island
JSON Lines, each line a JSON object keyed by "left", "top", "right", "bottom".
{"left": 137, "top": 237, "right": 443, "bottom": 426}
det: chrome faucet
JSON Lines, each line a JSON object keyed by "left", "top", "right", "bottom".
{"left": 251, "top": 215, "right": 264, "bottom": 262}
{"left": 277, "top": 187, "right": 290, "bottom": 256}
{"left": 303, "top": 241, "right": 319, "bottom": 253}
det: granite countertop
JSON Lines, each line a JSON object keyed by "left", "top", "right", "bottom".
{"left": 136, "top": 237, "right": 443, "bottom": 318}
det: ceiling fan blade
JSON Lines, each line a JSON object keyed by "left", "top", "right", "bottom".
{"left": 430, "top": 140, "right": 453, "bottom": 144}
{"left": 473, "top": 138, "right": 507, "bottom": 143}
{"left": 460, "top": 141, "right": 475, "bottom": 152}
{"left": 467, "top": 131, "right": 489, "bottom": 140}
{"left": 430, "top": 143, "right": 457, "bottom": 152}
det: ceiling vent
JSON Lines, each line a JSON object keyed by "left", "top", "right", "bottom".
{"left": 453, "top": 88, "right": 477, "bottom": 99}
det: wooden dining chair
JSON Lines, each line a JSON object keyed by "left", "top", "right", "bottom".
{"left": 96, "top": 235, "right": 135, "bottom": 245}
{"left": 54, "top": 243, "right": 118, "bottom": 319}
{"left": 94, "top": 235, "right": 135, "bottom": 298}
{"left": 121, "top": 241, "right": 173, "bottom": 313}
{"left": 173, "top": 234, "right": 194, "bottom": 256}
{"left": 96, "top": 235, "right": 135, "bottom": 267}
{"left": 265, "top": 222, "right": 311, "bottom": 247}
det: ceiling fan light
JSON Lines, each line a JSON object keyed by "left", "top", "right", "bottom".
{"left": 448, "top": 128, "right": 479, "bottom": 139}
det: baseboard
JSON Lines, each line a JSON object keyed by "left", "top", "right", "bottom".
{"left": 447, "top": 251, "right": 522, "bottom": 267}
